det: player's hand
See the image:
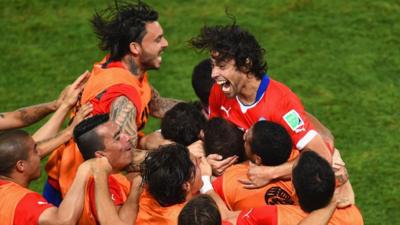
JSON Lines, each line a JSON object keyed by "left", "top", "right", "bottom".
{"left": 199, "top": 156, "right": 212, "bottom": 176}
{"left": 333, "top": 182, "right": 354, "bottom": 208}
{"left": 77, "top": 158, "right": 96, "bottom": 178}
{"left": 126, "top": 149, "right": 149, "bottom": 172}
{"left": 57, "top": 71, "right": 90, "bottom": 108}
{"left": 238, "top": 162, "right": 273, "bottom": 189}
{"left": 332, "top": 148, "right": 349, "bottom": 186}
{"left": 69, "top": 103, "right": 93, "bottom": 127}
{"left": 92, "top": 157, "right": 113, "bottom": 176}
{"left": 188, "top": 140, "right": 205, "bottom": 158}
{"left": 206, "top": 154, "right": 238, "bottom": 176}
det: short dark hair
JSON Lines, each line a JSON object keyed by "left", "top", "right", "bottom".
{"left": 0, "top": 130, "right": 31, "bottom": 176}
{"left": 91, "top": 1, "right": 159, "bottom": 62}
{"left": 204, "top": 117, "right": 245, "bottom": 162}
{"left": 292, "top": 151, "right": 335, "bottom": 212}
{"left": 141, "top": 143, "right": 195, "bottom": 207}
{"left": 178, "top": 194, "right": 221, "bottom": 225}
{"left": 161, "top": 102, "right": 206, "bottom": 146}
{"left": 250, "top": 120, "right": 292, "bottom": 166}
{"left": 191, "top": 58, "right": 214, "bottom": 107}
{"left": 190, "top": 24, "right": 267, "bottom": 79}
{"left": 74, "top": 114, "right": 109, "bottom": 160}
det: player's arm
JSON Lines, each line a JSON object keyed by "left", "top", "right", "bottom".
{"left": 305, "top": 111, "right": 334, "bottom": 149}
{"left": 93, "top": 157, "right": 143, "bottom": 225}
{"left": 0, "top": 102, "right": 58, "bottom": 131}
{"left": 148, "top": 86, "right": 181, "bottom": 118}
{"left": 33, "top": 71, "right": 89, "bottom": 142}
{"left": 38, "top": 160, "right": 93, "bottom": 225}
{"left": 110, "top": 96, "right": 138, "bottom": 147}
{"left": 36, "top": 103, "right": 92, "bottom": 158}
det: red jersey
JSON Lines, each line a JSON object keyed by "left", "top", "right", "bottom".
{"left": 236, "top": 204, "right": 364, "bottom": 225}
{"left": 209, "top": 76, "right": 317, "bottom": 150}
{"left": 0, "top": 180, "right": 53, "bottom": 225}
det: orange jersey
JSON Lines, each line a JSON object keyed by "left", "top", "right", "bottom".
{"left": 136, "top": 189, "right": 186, "bottom": 225}
{"left": 213, "top": 162, "right": 296, "bottom": 211}
{"left": 78, "top": 174, "right": 130, "bottom": 225}
{"left": 236, "top": 204, "right": 364, "bottom": 225}
{"left": 45, "top": 56, "right": 152, "bottom": 197}
{"left": 0, "top": 180, "right": 52, "bottom": 225}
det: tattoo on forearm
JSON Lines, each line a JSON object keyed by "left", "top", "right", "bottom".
{"left": 148, "top": 87, "right": 181, "bottom": 118}
{"left": 110, "top": 96, "right": 138, "bottom": 147}
{"left": 17, "top": 104, "right": 53, "bottom": 126}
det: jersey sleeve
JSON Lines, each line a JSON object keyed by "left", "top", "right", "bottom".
{"left": 14, "top": 193, "right": 54, "bottom": 225}
{"left": 212, "top": 176, "right": 226, "bottom": 202}
{"left": 274, "top": 89, "right": 317, "bottom": 150}
{"left": 208, "top": 84, "right": 222, "bottom": 119}
{"left": 90, "top": 83, "right": 142, "bottom": 118}
{"left": 236, "top": 205, "right": 278, "bottom": 225}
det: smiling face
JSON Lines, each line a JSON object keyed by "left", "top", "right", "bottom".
{"left": 139, "top": 21, "right": 168, "bottom": 70}
{"left": 96, "top": 121, "right": 133, "bottom": 171}
{"left": 210, "top": 53, "right": 248, "bottom": 99}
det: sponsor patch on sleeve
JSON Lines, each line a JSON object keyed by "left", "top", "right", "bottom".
{"left": 283, "top": 109, "right": 305, "bottom": 133}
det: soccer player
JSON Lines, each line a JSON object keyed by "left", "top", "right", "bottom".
{"left": 190, "top": 24, "right": 341, "bottom": 186}
{"left": 135, "top": 143, "right": 204, "bottom": 225}
{"left": 73, "top": 114, "right": 141, "bottom": 225}
{"left": 212, "top": 120, "right": 297, "bottom": 210}
{"left": 179, "top": 152, "right": 364, "bottom": 225}
{"left": 0, "top": 130, "right": 92, "bottom": 225}
{"left": 44, "top": 1, "right": 180, "bottom": 205}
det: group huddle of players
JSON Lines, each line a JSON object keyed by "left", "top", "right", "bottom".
{"left": 0, "top": 1, "right": 364, "bottom": 225}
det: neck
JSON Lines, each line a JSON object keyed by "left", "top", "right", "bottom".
{"left": 121, "top": 55, "right": 145, "bottom": 78}
{"left": 237, "top": 75, "right": 261, "bottom": 105}
{"left": 0, "top": 174, "right": 29, "bottom": 188}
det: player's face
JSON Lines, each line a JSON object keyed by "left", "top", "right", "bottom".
{"left": 25, "top": 137, "right": 41, "bottom": 181}
{"left": 211, "top": 54, "right": 247, "bottom": 99}
{"left": 243, "top": 128, "right": 255, "bottom": 162}
{"left": 98, "top": 121, "right": 133, "bottom": 171}
{"left": 189, "top": 154, "right": 203, "bottom": 194}
{"left": 139, "top": 21, "right": 168, "bottom": 70}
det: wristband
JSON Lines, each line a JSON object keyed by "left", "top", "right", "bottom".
{"left": 200, "top": 176, "right": 213, "bottom": 193}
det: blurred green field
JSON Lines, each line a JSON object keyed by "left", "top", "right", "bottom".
{"left": 1, "top": 0, "right": 399, "bottom": 224}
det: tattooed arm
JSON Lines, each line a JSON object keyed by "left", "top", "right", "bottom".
{"left": 148, "top": 86, "right": 181, "bottom": 118}
{"left": 0, "top": 102, "right": 58, "bottom": 131}
{"left": 109, "top": 96, "right": 138, "bottom": 147}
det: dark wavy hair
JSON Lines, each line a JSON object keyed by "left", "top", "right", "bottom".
{"left": 91, "top": 1, "right": 158, "bottom": 62}
{"left": 161, "top": 102, "right": 206, "bottom": 146}
{"left": 141, "top": 143, "right": 196, "bottom": 207}
{"left": 251, "top": 120, "right": 292, "bottom": 166}
{"left": 178, "top": 194, "right": 221, "bottom": 225}
{"left": 190, "top": 24, "right": 267, "bottom": 79}
{"left": 293, "top": 151, "right": 335, "bottom": 212}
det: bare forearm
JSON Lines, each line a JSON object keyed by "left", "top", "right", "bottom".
{"left": 271, "top": 157, "right": 297, "bottom": 180}
{"left": 33, "top": 104, "right": 71, "bottom": 142}
{"left": 148, "top": 87, "right": 181, "bottom": 118}
{"left": 298, "top": 202, "right": 336, "bottom": 225}
{"left": 118, "top": 176, "right": 142, "bottom": 224}
{"left": 37, "top": 127, "right": 73, "bottom": 158}
{"left": 94, "top": 172, "right": 126, "bottom": 225}
{"left": 0, "top": 101, "right": 57, "bottom": 130}
{"left": 304, "top": 134, "right": 332, "bottom": 164}
{"left": 305, "top": 112, "right": 334, "bottom": 148}
{"left": 54, "top": 166, "right": 90, "bottom": 224}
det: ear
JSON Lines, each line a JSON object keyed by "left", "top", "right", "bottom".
{"left": 15, "top": 160, "right": 25, "bottom": 173}
{"left": 182, "top": 181, "right": 191, "bottom": 192}
{"left": 254, "top": 155, "right": 263, "bottom": 166}
{"left": 95, "top": 151, "right": 107, "bottom": 158}
{"left": 129, "top": 42, "right": 141, "bottom": 56}
{"left": 199, "top": 130, "right": 205, "bottom": 141}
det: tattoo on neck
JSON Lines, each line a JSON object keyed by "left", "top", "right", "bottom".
{"left": 128, "top": 57, "right": 140, "bottom": 76}
{"left": 0, "top": 113, "right": 4, "bottom": 118}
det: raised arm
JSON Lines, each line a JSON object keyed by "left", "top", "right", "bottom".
{"left": 148, "top": 86, "right": 181, "bottom": 118}
{"left": 0, "top": 102, "right": 58, "bottom": 131}
{"left": 33, "top": 71, "right": 90, "bottom": 142}
{"left": 93, "top": 157, "right": 143, "bottom": 225}
{"left": 38, "top": 159, "right": 93, "bottom": 225}
{"left": 36, "top": 103, "right": 92, "bottom": 158}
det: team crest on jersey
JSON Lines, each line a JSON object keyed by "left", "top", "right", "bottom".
{"left": 264, "top": 186, "right": 294, "bottom": 205}
{"left": 283, "top": 110, "right": 305, "bottom": 133}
